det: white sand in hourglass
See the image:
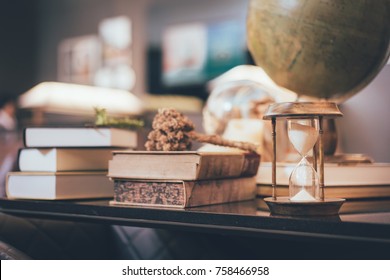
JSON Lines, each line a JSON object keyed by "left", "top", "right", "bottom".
{"left": 288, "top": 122, "right": 319, "bottom": 156}
{"left": 290, "top": 188, "right": 316, "bottom": 201}
{"left": 288, "top": 121, "right": 319, "bottom": 202}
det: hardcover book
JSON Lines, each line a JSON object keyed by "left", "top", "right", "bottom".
{"left": 257, "top": 162, "right": 390, "bottom": 199}
{"left": 111, "top": 176, "right": 256, "bottom": 208}
{"left": 23, "top": 127, "right": 137, "bottom": 148}
{"left": 6, "top": 171, "right": 113, "bottom": 200}
{"left": 257, "top": 162, "right": 390, "bottom": 186}
{"left": 108, "top": 151, "right": 260, "bottom": 180}
{"left": 18, "top": 148, "right": 116, "bottom": 172}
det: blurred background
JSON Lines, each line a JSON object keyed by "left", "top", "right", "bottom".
{"left": 0, "top": 0, "right": 389, "bottom": 162}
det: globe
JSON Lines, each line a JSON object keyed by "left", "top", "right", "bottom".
{"left": 247, "top": 0, "right": 390, "bottom": 102}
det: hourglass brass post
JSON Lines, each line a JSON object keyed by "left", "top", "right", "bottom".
{"left": 271, "top": 117, "right": 276, "bottom": 200}
{"left": 318, "top": 116, "right": 325, "bottom": 201}
{"left": 312, "top": 120, "right": 318, "bottom": 174}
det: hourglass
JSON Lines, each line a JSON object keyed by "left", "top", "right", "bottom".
{"left": 263, "top": 102, "right": 345, "bottom": 216}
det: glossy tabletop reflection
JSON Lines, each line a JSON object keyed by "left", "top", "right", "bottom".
{"left": 1, "top": 197, "right": 390, "bottom": 247}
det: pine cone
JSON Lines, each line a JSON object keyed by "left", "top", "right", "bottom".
{"left": 145, "top": 108, "right": 194, "bottom": 151}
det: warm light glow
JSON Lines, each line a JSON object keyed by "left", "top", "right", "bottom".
{"left": 207, "top": 65, "right": 297, "bottom": 103}
{"left": 18, "top": 82, "right": 144, "bottom": 116}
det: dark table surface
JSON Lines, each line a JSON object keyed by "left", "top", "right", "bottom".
{"left": 1, "top": 196, "right": 390, "bottom": 246}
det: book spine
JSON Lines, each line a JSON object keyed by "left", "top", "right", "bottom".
{"left": 22, "top": 128, "right": 28, "bottom": 147}
{"left": 16, "top": 148, "right": 23, "bottom": 171}
{"left": 241, "top": 152, "right": 261, "bottom": 177}
{"left": 113, "top": 180, "right": 186, "bottom": 207}
{"left": 112, "top": 177, "right": 257, "bottom": 208}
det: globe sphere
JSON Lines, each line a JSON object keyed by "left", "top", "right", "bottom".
{"left": 247, "top": 0, "right": 390, "bottom": 102}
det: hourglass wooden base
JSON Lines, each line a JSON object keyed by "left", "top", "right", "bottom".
{"left": 264, "top": 197, "right": 345, "bottom": 216}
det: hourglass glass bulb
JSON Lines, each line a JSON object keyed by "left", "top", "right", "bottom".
{"left": 288, "top": 119, "right": 319, "bottom": 201}
{"left": 288, "top": 120, "right": 319, "bottom": 156}
{"left": 289, "top": 158, "right": 319, "bottom": 201}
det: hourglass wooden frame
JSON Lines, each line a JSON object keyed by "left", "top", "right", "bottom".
{"left": 263, "top": 102, "right": 345, "bottom": 216}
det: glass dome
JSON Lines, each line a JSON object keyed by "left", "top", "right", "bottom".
{"left": 203, "top": 79, "right": 274, "bottom": 135}
{"left": 201, "top": 66, "right": 297, "bottom": 160}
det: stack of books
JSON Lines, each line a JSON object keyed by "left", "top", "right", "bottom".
{"left": 108, "top": 151, "right": 261, "bottom": 208}
{"left": 6, "top": 127, "right": 138, "bottom": 200}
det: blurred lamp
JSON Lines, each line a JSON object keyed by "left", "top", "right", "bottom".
{"left": 18, "top": 82, "right": 144, "bottom": 116}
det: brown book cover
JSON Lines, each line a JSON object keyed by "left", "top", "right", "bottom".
{"left": 110, "top": 176, "right": 256, "bottom": 208}
{"left": 108, "top": 151, "right": 260, "bottom": 180}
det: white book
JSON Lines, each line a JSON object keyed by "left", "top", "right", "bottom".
{"left": 18, "top": 148, "right": 115, "bottom": 172}
{"left": 257, "top": 162, "right": 390, "bottom": 186}
{"left": 24, "top": 127, "right": 137, "bottom": 148}
{"left": 6, "top": 171, "right": 113, "bottom": 200}
{"left": 256, "top": 162, "right": 390, "bottom": 199}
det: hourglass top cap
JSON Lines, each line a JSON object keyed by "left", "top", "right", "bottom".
{"left": 263, "top": 102, "right": 343, "bottom": 120}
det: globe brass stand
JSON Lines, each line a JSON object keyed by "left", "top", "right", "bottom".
{"left": 263, "top": 102, "right": 345, "bottom": 216}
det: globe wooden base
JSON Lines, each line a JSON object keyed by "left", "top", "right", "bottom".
{"left": 264, "top": 197, "right": 345, "bottom": 216}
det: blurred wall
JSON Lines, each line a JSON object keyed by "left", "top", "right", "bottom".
{"left": 338, "top": 65, "right": 390, "bottom": 162}
{"left": 0, "top": 0, "right": 37, "bottom": 94}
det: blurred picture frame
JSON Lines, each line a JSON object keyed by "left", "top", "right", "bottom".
{"left": 58, "top": 35, "right": 102, "bottom": 85}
